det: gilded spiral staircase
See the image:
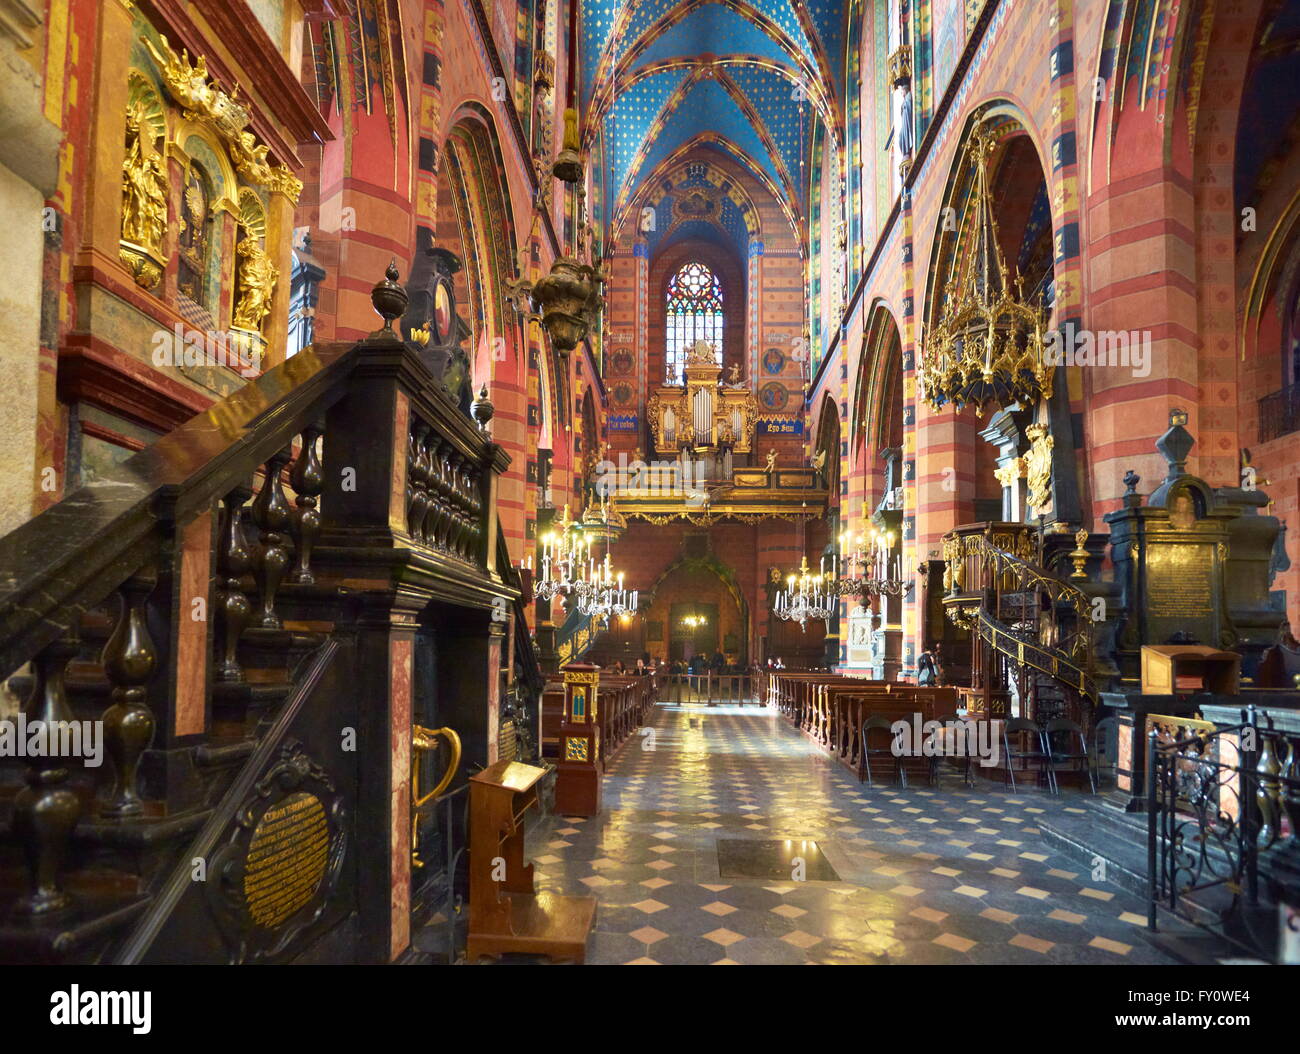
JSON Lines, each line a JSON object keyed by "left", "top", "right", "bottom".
{"left": 941, "top": 523, "right": 1101, "bottom": 723}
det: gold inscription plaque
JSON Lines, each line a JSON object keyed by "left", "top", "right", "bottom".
{"left": 243, "top": 791, "right": 330, "bottom": 928}
{"left": 1145, "top": 547, "right": 1214, "bottom": 618}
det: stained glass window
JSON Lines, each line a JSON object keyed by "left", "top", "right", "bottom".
{"left": 665, "top": 261, "right": 723, "bottom": 384}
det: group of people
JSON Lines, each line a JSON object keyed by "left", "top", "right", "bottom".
{"left": 606, "top": 654, "right": 658, "bottom": 677}
{"left": 667, "top": 651, "right": 745, "bottom": 676}
{"left": 601, "top": 652, "right": 748, "bottom": 675}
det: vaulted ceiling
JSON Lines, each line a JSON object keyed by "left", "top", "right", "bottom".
{"left": 581, "top": 1, "right": 849, "bottom": 253}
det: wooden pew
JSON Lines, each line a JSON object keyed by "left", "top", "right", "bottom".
{"left": 596, "top": 673, "right": 657, "bottom": 759}
{"left": 771, "top": 671, "right": 962, "bottom": 783}
{"left": 541, "top": 681, "right": 564, "bottom": 759}
{"left": 837, "top": 686, "right": 960, "bottom": 781}
{"left": 817, "top": 681, "right": 891, "bottom": 754}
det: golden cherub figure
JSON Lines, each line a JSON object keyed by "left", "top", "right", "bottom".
{"left": 142, "top": 35, "right": 216, "bottom": 116}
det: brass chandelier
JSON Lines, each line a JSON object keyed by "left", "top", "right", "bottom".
{"left": 919, "top": 127, "right": 1051, "bottom": 412}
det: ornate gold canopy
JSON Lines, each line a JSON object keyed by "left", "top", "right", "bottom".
{"left": 919, "top": 126, "right": 1051, "bottom": 413}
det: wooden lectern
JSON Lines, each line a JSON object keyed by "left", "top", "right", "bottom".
{"left": 465, "top": 759, "right": 595, "bottom": 962}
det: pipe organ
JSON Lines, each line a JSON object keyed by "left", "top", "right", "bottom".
{"left": 647, "top": 341, "right": 757, "bottom": 456}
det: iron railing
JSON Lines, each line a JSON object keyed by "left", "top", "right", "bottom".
{"left": 658, "top": 672, "right": 758, "bottom": 706}
{"left": 1147, "top": 707, "right": 1300, "bottom": 962}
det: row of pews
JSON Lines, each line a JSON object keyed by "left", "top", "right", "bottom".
{"left": 765, "top": 671, "right": 960, "bottom": 782}
{"left": 541, "top": 671, "right": 659, "bottom": 763}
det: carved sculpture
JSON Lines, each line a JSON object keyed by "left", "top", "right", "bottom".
{"left": 120, "top": 98, "right": 169, "bottom": 288}
{"left": 1024, "top": 423, "right": 1054, "bottom": 514}
{"left": 233, "top": 236, "right": 278, "bottom": 333}
{"left": 142, "top": 34, "right": 302, "bottom": 202}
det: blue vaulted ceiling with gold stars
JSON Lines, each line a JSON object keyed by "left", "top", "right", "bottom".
{"left": 582, "top": 1, "right": 849, "bottom": 254}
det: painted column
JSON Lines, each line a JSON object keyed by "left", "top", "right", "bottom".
{"left": 261, "top": 185, "right": 298, "bottom": 369}
{"left": 0, "top": 0, "right": 61, "bottom": 527}
{"left": 900, "top": 185, "right": 920, "bottom": 678}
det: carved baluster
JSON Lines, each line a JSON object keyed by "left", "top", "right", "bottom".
{"left": 101, "top": 571, "right": 158, "bottom": 818}
{"left": 458, "top": 462, "right": 475, "bottom": 558}
{"left": 462, "top": 466, "right": 478, "bottom": 558}
{"left": 445, "top": 451, "right": 464, "bottom": 554}
{"left": 290, "top": 425, "right": 324, "bottom": 583}
{"left": 1256, "top": 729, "right": 1283, "bottom": 846}
{"left": 216, "top": 486, "right": 254, "bottom": 682}
{"left": 469, "top": 467, "right": 484, "bottom": 555}
{"left": 11, "top": 633, "right": 82, "bottom": 915}
{"left": 408, "top": 421, "right": 430, "bottom": 544}
{"left": 251, "top": 447, "right": 293, "bottom": 628}
{"left": 1281, "top": 735, "right": 1300, "bottom": 849}
{"left": 431, "top": 440, "right": 451, "bottom": 549}
{"left": 420, "top": 436, "right": 439, "bottom": 547}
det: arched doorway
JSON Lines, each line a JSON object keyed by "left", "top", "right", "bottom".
{"left": 646, "top": 555, "right": 749, "bottom": 668}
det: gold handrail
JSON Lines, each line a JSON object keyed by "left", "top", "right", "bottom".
{"left": 411, "top": 725, "right": 462, "bottom": 869}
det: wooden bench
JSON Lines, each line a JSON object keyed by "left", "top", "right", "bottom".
{"left": 771, "top": 672, "right": 962, "bottom": 783}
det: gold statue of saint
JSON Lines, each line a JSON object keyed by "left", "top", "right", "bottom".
{"left": 120, "top": 100, "right": 169, "bottom": 284}
{"left": 233, "top": 236, "right": 278, "bottom": 333}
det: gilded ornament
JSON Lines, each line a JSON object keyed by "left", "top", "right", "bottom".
{"left": 1069, "top": 528, "right": 1090, "bottom": 581}
{"left": 919, "top": 126, "right": 1051, "bottom": 412}
{"left": 120, "top": 92, "right": 169, "bottom": 289}
{"left": 232, "top": 235, "right": 278, "bottom": 334}
{"left": 1023, "top": 423, "right": 1054, "bottom": 514}
{"left": 994, "top": 457, "right": 1025, "bottom": 488}
{"left": 142, "top": 34, "right": 302, "bottom": 204}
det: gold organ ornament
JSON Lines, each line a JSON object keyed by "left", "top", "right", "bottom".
{"left": 919, "top": 125, "right": 1051, "bottom": 412}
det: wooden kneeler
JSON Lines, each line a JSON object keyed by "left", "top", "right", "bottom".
{"left": 465, "top": 760, "right": 595, "bottom": 962}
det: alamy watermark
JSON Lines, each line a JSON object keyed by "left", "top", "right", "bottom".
{"left": 890, "top": 714, "right": 1002, "bottom": 768}
{"left": 1043, "top": 323, "right": 1151, "bottom": 378}
{"left": 0, "top": 714, "right": 104, "bottom": 768}
{"left": 150, "top": 323, "right": 260, "bottom": 377}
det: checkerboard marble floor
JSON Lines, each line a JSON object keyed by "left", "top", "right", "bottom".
{"left": 522, "top": 703, "right": 1187, "bottom": 965}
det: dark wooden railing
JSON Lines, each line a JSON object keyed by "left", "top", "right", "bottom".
{"left": 0, "top": 271, "right": 524, "bottom": 964}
